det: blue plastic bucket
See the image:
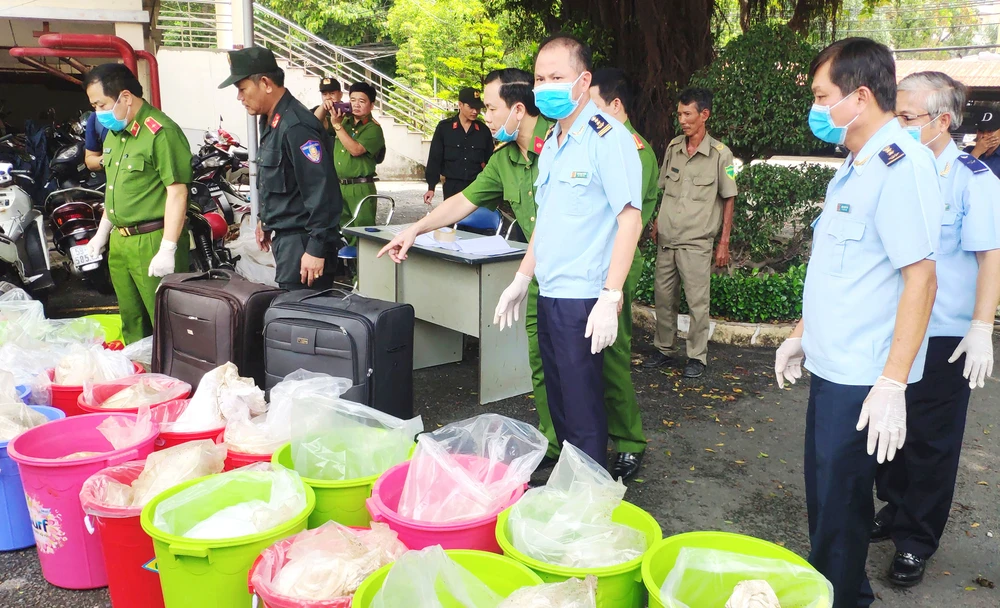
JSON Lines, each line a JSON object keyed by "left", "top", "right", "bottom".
{"left": 16, "top": 385, "right": 30, "bottom": 404}
{"left": 0, "top": 405, "right": 66, "bottom": 550}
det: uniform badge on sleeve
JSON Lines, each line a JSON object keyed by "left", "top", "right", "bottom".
{"left": 725, "top": 165, "right": 735, "bottom": 179}
{"left": 300, "top": 140, "right": 323, "bottom": 164}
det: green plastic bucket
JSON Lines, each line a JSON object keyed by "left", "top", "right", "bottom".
{"left": 352, "top": 549, "right": 544, "bottom": 608}
{"left": 496, "top": 501, "right": 662, "bottom": 608}
{"left": 642, "top": 532, "right": 833, "bottom": 608}
{"left": 139, "top": 472, "right": 316, "bottom": 608}
{"left": 271, "top": 442, "right": 412, "bottom": 529}
{"left": 83, "top": 314, "right": 123, "bottom": 344}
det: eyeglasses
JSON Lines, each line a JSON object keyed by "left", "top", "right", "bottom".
{"left": 895, "top": 112, "right": 931, "bottom": 124}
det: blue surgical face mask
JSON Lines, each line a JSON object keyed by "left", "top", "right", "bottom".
{"left": 808, "top": 90, "right": 859, "bottom": 145}
{"left": 493, "top": 107, "right": 521, "bottom": 143}
{"left": 96, "top": 94, "right": 128, "bottom": 132}
{"left": 534, "top": 72, "right": 586, "bottom": 120}
{"left": 905, "top": 114, "right": 943, "bottom": 146}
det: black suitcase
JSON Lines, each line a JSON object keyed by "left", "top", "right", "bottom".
{"left": 153, "top": 269, "right": 285, "bottom": 389}
{"left": 263, "top": 288, "right": 415, "bottom": 419}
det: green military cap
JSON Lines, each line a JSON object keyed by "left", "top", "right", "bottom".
{"left": 218, "top": 46, "right": 280, "bottom": 89}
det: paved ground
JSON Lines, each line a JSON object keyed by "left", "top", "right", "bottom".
{"left": 2, "top": 182, "right": 997, "bottom": 606}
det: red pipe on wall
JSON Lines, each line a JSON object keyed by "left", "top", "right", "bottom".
{"left": 135, "top": 50, "right": 161, "bottom": 109}
{"left": 38, "top": 34, "right": 137, "bottom": 75}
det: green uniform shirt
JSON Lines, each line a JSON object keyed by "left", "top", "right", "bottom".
{"left": 657, "top": 132, "right": 738, "bottom": 247}
{"left": 462, "top": 116, "right": 556, "bottom": 239}
{"left": 103, "top": 102, "right": 192, "bottom": 227}
{"left": 332, "top": 114, "right": 386, "bottom": 180}
{"left": 257, "top": 90, "right": 342, "bottom": 257}
{"left": 624, "top": 119, "right": 660, "bottom": 226}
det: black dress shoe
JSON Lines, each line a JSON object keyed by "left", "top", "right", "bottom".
{"left": 641, "top": 351, "right": 676, "bottom": 368}
{"left": 888, "top": 552, "right": 926, "bottom": 587}
{"left": 871, "top": 511, "right": 892, "bottom": 542}
{"left": 611, "top": 452, "right": 644, "bottom": 481}
{"left": 682, "top": 359, "right": 706, "bottom": 378}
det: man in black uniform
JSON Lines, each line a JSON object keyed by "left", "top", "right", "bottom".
{"left": 423, "top": 87, "right": 494, "bottom": 204}
{"left": 220, "top": 47, "right": 342, "bottom": 290}
{"left": 313, "top": 76, "right": 344, "bottom": 132}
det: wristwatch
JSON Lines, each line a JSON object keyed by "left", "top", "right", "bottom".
{"left": 601, "top": 288, "right": 623, "bottom": 303}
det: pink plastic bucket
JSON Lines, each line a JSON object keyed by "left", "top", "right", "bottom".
{"left": 6, "top": 413, "right": 158, "bottom": 589}
{"left": 365, "top": 456, "right": 525, "bottom": 553}
{"left": 151, "top": 400, "right": 226, "bottom": 451}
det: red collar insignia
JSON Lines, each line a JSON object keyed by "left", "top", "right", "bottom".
{"left": 128, "top": 121, "right": 140, "bottom": 137}
{"left": 452, "top": 121, "right": 459, "bottom": 130}
{"left": 533, "top": 136, "right": 544, "bottom": 154}
{"left": 473, "top": 123, "right": 480, "bottom": 131}
{"left": 271, "top": 113, "right": 281, "bottom": 128}
{"left": 144, "top": 116, "right": 162, "bottom": 134}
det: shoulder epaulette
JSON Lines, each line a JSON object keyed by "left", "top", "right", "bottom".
{"left": 588, "top": 114, "right": 612, "bottom": 137}
{"left": 544, "top": 124, "right": 555, "bottom": 140}
{"left": 712, "top": 142, "right": 725, "bottom": 152}
{"left": 878, "top": 143, "right": 906, "bottom": 166}
{"left": 632, "top": 133, "right": 645, "bottom": 150}
{"left": 494, "top": 141, "right": 511, "bottom": 152}
{"left": 144, "top": 116, "right": 162, "bottom": 135}
{"left": 957, "top": 153, "right": 990, "bottom": 174}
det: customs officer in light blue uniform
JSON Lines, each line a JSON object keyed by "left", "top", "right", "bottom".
{"left": 492, "top": 34, "right": 644, "bottom": 467}
{"left": 872, "top": 71, "right": 1000, "bottom": 588}
{"left": 773, "top": 39, "right": 943, "bottom": 608}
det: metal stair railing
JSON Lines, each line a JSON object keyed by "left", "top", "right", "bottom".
{"left": 253, "top": 4, "right": 449, "bottom": 136}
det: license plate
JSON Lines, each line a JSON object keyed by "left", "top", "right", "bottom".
{"left": 70, "top": 244, "right": 102, "bottom": 269}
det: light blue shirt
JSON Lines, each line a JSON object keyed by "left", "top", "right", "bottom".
{"left": 802, "top": 119, "right": 943, "bottom": 386}
{"left": 532, "top": 101, "right": 643, "bottom": 299}
{"left": 928, "top": 140, "right": 1000, "bottom": 338}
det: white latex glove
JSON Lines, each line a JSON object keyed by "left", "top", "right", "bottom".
{"left": 948, "top": 320, "right": 994, "bottom": 389}
{"left": 86, "top": 216, "right": 114, "bottom": 257}
{"left": 493, "top": 272, "right": 532, "bottom": 330}
{"left": 147, "top": 239, "right": 178, "bottom": 278}
{"left": 774, "top": 337, "right": 804, "bottom": 387}
{"left": 585, "top": 290, "right": 619, "bottom": 354}
{"left": 856, "top": 375, "right": 907, "bottom": 464}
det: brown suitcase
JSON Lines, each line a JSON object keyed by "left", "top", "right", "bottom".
{"left": 152, "top": 269, "right": 284, "bottom": 389}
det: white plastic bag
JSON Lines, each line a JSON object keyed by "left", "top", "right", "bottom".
{"left": 397, "top": 414, "right": 546, "bottom": 523}
{"left": 53, "top": 344, "right": 135, "bottom": 385}
{"left": 252, "top": 521, "right": 407, "bottom": 603}
{"left": 96, "top": 407, "right": 154, "bottom": 450}
{"left": 726, "top": 580, "right": 782, "bottom": 608}
{"left": 289, "top": 373, "right": 422, "bottom": 480}
{"left": 122, "top": 336, "right": 154, "bottom": 369}
{"left": 233, "top": 215, "right": 277, "bottom": 286}
{"left": 0, "top": 370, "right": 21, "bottom": 404}
{"left": 0, "top": 402, "right": 48, "bottom": 441}
{"left": 0, "top": 342, "right": 61, "bottom": 395}
{"left": 82, "top": 374, "right": 191, "bottom": 411}
{"left": 507, "top": 442, "right": 646, "bottom": 568}
{"left": 173, "top": 362, "right": 266, "bottom": 432}
{"left": 130, "top": 440, "right": 227, "bottom": 507}
{"left": 153, "top": 464, "right": 307, "bottom": 540}
{"left": 659, "top": 548, "right": 833, "bottom": 608}
{"left": 498, "top": 576, "right": 598, "bottom": 608}
{"left": 369, "top": 545, "right": 501, "bottom": 608}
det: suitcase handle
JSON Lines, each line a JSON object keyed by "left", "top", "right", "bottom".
{"left": 299, "top": 288, "right": 352, "bottom": 301}
{"left": 180, "top": 269, "right": 235, "bottom": 283}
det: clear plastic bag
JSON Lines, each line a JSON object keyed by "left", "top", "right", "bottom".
{"left": 725, "top": 580, "right": 781, "bottom": 608}
{"left": 251, "top": 521, "right": 407, "bottom": 606}
{"left": 507, "top": 442, "right": 646, "bottom": 568}
{"left": 53, "top": 344, "right": 135, "bottom": 385}
{"left": 233, "top": 215, "right": 278, "bottom": 286}
{"left": 175, "top": 362, "right": 266, "bottom": 432}
{"left": 0, "top": 370, "right": 21, "bottom": 404}
{"left": 0, "top": 295, "right": 46, "bottom": 344}
{"left": 498, "top": 576, "right": 598, "bottom": 608}
{"left": 659, "top": 548, "right": 834, "bottom": 608}
{"left": 369, "top": 545, "right": 502, "bottom": 608}
{"left": 96, "top": 407, "right": 155, "bottom": 450}
{"left": 0, "top": 342, "right": 62, "bottom": 393}
{"left": 43, "top": 318, "right": 106, "bottom": 348}
{"left": 0, "top": 402, "right": 48, "bottom": 441}
{"left": 290, "top": 373, "right": 422, "bottom": 480}
{"left": 152, "top": 463, "right": 307, "bottom": 540}
{"left": 122, "top": 336, "right": 154, "bottom": 369}
{"left": 397, "top": 413, "right": 545, "bottom": 523}
{"left": 79, "top": 461, "right": 144, "bottom": 517}
{"left": 82, "top": 374, "right": 191, "bottom": 411}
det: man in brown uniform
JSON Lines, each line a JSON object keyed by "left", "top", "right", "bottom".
{"left": 645, "top": 87, "right": 737, "bottom": 378}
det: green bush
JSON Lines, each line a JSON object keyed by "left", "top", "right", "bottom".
{"left": 730, "top": 162, "right": 835, "bottom": 268}
{"left": 687, "top": 24, "right": 822, "bottom": 160}
{"left": 634, "top": 255, "right": 806, "bottom": 323}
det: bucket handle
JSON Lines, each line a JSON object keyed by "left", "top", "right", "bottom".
{"left": 84, "top": 515, "right": 95, "bottom": 535}
{"left": 169, "top": 541, "right": 210, "bottom": 559}
{"left": 366, "top": 497, "right": 385, "bottom": 523}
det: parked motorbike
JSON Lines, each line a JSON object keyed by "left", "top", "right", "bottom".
{"left": 186, "top": 147, "right": 247, "bottom": 271}
{"left": 203, "top": 127, "right": 249, "bottom": 190}
{"left": 0, "top": 158, "right": 54, "bottom": 297}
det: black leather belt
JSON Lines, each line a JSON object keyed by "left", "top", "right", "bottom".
{"left": 340, "top": 176, "right": 377, "bottom": 185}
{"left": 117, "top": 220, "right": 165, "bottom": 237}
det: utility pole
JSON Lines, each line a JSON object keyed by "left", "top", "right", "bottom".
{"left": 242, "top": 0, "right": 259, "bottom": 224}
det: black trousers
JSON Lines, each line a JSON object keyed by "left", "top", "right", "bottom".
{"left": 805, "top": 375, "right": 877, "bottom": 608}
{"left": 442, "top": 178, "right": 474, "bottom": 200}
{"left": 536, "top": 296, "right": 608, "bottom": 465}
{"left": 271, "top": 231, "right": 337, "bottom": 291}
{"left": 875, "top": 336, "right": 970, "bottom": 559}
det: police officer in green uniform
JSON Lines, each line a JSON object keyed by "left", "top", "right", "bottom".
{"left": 83, "top": 63, "right": 191, "bottom": 344}
{"left": 220, "top": 47, "right": 342, "bottom": 290}
{"left": 326, "top": 82, "right": 386, "bottom": 242}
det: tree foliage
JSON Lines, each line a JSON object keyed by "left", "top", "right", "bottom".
{"left": 386, "top": 0, "right": 505, "bottom": 99}
{"left": 262, "top": 0, "right": 390, "bottom": 46}
{"left": 688, "top": 24, "right": 820, "bottom": 160}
